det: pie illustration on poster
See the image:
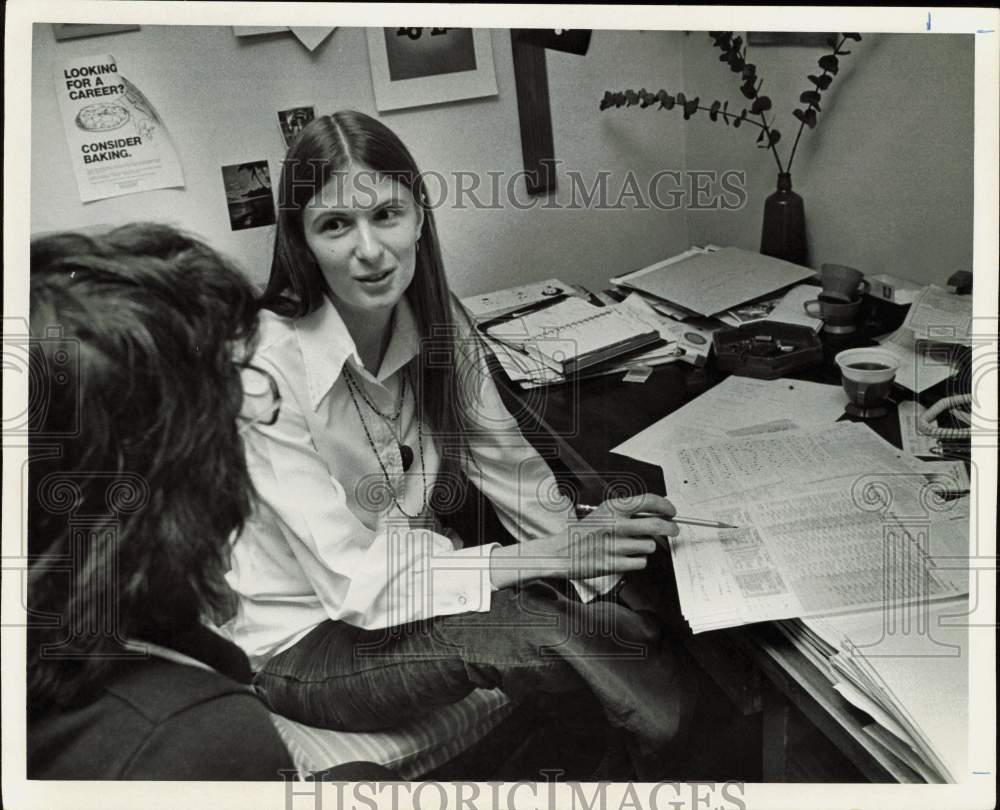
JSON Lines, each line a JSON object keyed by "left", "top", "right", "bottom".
{"left": 56, "top": 54, "right": 185, "bottom": 202}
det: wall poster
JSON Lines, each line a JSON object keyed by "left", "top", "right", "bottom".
{"left": 55, "top": 53, "right": 184, "bottom": 202}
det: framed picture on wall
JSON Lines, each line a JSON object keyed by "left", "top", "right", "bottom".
{"left": 367, "top": 27, "right": 497, "bottom": 112}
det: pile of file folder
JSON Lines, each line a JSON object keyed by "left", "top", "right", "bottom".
{"left": 462, "top": 245, "right": 817, "bottom": 389}
{"left": 461, "top": 278, "right": 710, "bottom": 388}
{"left": 777, "top": 593, "right": 968, "bottom": 783}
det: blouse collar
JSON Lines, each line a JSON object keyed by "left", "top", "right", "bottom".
{"left": 295, "top": 293, "right": 421, "bottom": 411}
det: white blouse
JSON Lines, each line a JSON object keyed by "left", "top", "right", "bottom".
{"left": 222, "top": 294, "right": 616, "bottom": 670}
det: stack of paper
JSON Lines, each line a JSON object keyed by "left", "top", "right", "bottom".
{"left": 614, "top": 293, "right": 718, "bottom": 368}
{"left": 715, "top": 284, "right": 821, "bottom": 332}
{"left": 778, "top": 593, "right": 968, "bottom": 783}
{"left": 876, "top": 327, "right": 956, "bottom": 393}
{"left": 480, "top": 332, "right": 564, "bottom": 387}
{"left": 483, "top": 297, "right": 660, "bottom": 376}
{"left": 667, "top": 473, "right": 968, "bottom": 635}
{"left": 614, "top": 417, "right": 970, "bottom": 635}
{"left": 612, "top": 246, "right": 815, "bottom": 318}
{"left": 470, "top": 286, "right": 700, "bottom": 389}
{"left": 764, "top": 284, "right": 826, "bottom": 331}
{"left": 902, "top": 284, "right": 973, "bottom": 345}
{"left": 874, "top": 284, "right": 971, "bottom": 393}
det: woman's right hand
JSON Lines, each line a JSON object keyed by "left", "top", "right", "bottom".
{"left": 488, "top": 493, "right": 679, "bottom": 588}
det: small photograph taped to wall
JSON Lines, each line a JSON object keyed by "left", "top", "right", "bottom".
{"left": 277, "top": 105, "right": 316, "bottom": 148}
{"left": 221, "top": 160, "right": 276, "bottom": 231}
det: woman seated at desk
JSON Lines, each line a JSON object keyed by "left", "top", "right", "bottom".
{"left": 222, "top": 111, "right": 698, "bottom": 776}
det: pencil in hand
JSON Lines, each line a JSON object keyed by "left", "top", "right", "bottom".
{"left": 575, "top": 503, "right": 739, "bottom": 530}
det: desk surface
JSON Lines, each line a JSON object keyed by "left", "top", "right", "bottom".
{"left": 491, "top": 301, "right": 968, "bottom": 784}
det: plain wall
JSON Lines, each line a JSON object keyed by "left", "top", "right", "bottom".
{"left": 30, "top": 25, "right": 691, "bottom": 295}
{"left": 679, "top": 32, "right": 975, "bottom": 286}
{"left": 30, "top": 27, "right": 976, "bottom": 293}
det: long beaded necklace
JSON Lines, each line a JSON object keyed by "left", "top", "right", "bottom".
{"left": 346, "top": 363, "right": 408, "bottom": 424}
{"left": 342, "top": 365, "right": 427, "bottom": 519}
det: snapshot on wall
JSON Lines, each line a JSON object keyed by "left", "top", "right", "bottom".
{"left": 221, "top": 160, "right": 275, "bottom": 230}
{"left": 276, "top": 105, "right": 316, "bottom": 148}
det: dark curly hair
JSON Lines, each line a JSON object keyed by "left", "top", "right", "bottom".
{"left": 27, "top": 222, "right": 259, "bottom": 709}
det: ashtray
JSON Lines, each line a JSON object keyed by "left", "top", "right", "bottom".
{"left": 713, "top": 322, "right": 824, "bottom": 379}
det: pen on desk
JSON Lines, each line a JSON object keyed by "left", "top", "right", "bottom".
{"left": 475, "top": 293, "right": 570, "bottom": 335}
{"left": 575, "top": 503, "right": 739, "bottom": 530}
{"left": 503, "top": 293, "right": 570, "bottom": 320}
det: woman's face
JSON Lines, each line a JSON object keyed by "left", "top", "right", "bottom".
{"left": 302, "top": 163, "right": 424, "bottom": 320}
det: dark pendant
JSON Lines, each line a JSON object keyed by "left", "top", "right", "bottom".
{"left": 399, "top": 444, "right": 414, "bottom": 472}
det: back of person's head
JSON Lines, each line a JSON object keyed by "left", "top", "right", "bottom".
{"left": 27, "top": 222, "right": 259, "bottom": 709}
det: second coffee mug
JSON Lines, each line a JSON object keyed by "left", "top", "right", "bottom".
{"left": 803, "top": 295, "right": 863, "bottom": 334}
{"left": 820, "top": 263, "right": 869, "bottom": 302}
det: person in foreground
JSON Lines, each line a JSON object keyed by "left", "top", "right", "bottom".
{"left": 26, "top": 224, "right": 295, "bottom": 779}
{"left": 223, "top": 111, "right": 699, "bottom": 777}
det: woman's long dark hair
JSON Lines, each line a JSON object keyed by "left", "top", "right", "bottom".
{"left": 259, "top": 111, "right": 478, "bottom": 483}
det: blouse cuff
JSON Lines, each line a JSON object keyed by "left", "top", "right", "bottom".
{"left": 431, "top": 542, "right": 501, "bottom": 611}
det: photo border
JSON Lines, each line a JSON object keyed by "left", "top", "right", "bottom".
{"left": 367, "top": 27, "right": 498, "bottom": 112}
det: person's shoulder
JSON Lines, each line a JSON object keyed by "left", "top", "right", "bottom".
{"left": 119, "top": 668, "right": 293, "bottom": 780}
{"left": 257, "top": 307, "right": 299, "bottom": 350}
{"left": 28, "top": 659, "right": 291, "bottom": 779}
{"left": 253, "top": 309, "right": 310, "bottom": 379}
{"left": 105, "top": 656, "right": 255, "bottom": 723}
{"left": 109, "top": 659, "right": 293, "bottom": 779}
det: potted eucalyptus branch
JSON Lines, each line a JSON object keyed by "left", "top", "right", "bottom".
{"left": 600, "top": 32, "right": 863, "bottom": 266}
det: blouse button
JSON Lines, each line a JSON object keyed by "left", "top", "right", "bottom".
{"left": 457, "top": 595, "right": 468, "bottom": 606}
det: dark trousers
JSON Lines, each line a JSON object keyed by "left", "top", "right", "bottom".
{"left": 253, "top": 578, "right": 697, "bottom": 764}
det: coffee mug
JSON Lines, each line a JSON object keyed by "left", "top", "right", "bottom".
{"left": 803, "top": 295, "right": 863, "bottom": 334}
{"left": 835, "top": 348, "right": 898, "bottom": 417}
{"left": 820, "top": 263, "right": 870, "bottom": 303}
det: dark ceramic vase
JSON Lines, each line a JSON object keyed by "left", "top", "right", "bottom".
{"left": 760, "top": 172, "right": 807, "bottom": 266}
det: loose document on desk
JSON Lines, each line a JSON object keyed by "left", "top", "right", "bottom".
{"left": 870, "top": 284, "right": 970, "bottom": 392}
{"left": 876, "top": 327, "right": 955, "bottom": 392}
{"left": 897, "top": 400, "right": 940, "bottom": 457}
{"left": 611, "top": 375, "right": 848, "bottom": 464}
{"left": 903, "top": 284, "right": 973, "bottom": 344}
{"left": 615, "top": 421, "right": 969, "bottom": 633}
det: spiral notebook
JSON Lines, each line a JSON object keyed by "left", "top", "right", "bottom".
{"left": 484, "top": 297, "right": 660, "bottom": 376}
